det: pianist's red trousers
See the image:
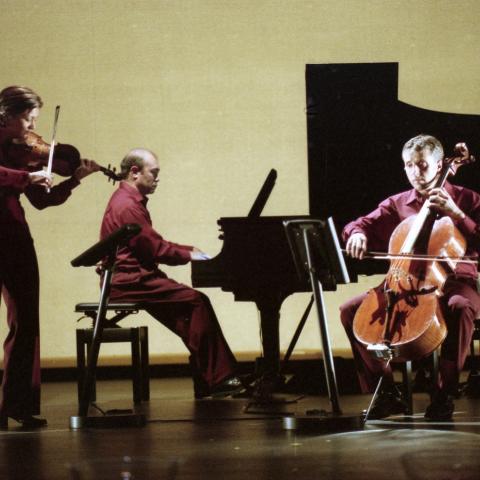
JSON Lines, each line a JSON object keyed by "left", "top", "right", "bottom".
{"left": 109, "top": 267, "right": 236, "bottom": 388}
{"left": 0, "top": 232, "right": 41, "bottom": 418}
{"left": 340, "top": 277, "right": 480, "bottom": 394}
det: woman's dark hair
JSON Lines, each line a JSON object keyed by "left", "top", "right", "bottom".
{"left": 0, "top": 86, "right": 43, "bottom": 126}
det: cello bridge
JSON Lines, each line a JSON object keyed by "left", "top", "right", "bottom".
{"left": 390, "top": 266, "right": 407, "bottom": 282}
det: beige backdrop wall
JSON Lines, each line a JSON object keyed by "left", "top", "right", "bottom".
{"left": 0, "top": 0, "right": 478, "bottom": 368}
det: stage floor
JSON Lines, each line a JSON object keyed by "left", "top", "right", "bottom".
{"left": 1, "top": 377, "right": 480, "bottom": 479}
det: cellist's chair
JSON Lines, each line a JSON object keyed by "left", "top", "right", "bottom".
{"left": 400, "top": 351, "right": 439, "bottom": 415}
{"left": 75, "top": 302, "right": 150, "bottom": 405}
{"left": 401, "top": 313, "right": 480, "bottom": 407}
{"left": 463, "top": 316, "right": 480, "bottom": 396}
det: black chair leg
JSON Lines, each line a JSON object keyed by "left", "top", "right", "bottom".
{"left": 85, "top": 339, "right": 97, "bottom": 402}
{"left": 131, "top": 329, "right": 142, "bottom": 405}
{"left": 402, "top": 360, "right": 413, "bottom": 415}
{"left": 140, "top": 327, "right": 150, "bottom": 401}
{"left": 465, "top": 325, "right": 480, "bottom": 397}
{"left": 76, "top": 330, "right": 86, "bottom": 405}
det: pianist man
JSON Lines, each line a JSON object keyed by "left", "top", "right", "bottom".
{"left": 100, "top": 148, "right": 242, "bottom": 398}
{"left": 340, "top": 134, "right": 480, "bottom": 421}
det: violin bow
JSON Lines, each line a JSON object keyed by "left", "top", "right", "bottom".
{"left": 45, "top": 105, "right": 61, "bottom": 193}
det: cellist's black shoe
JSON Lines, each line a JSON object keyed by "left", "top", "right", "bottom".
{"left": 424, "top": 391, "right": 455, "bottom": 421}
{"left": 364, "top": 386, "right": 408, "bottom": 420}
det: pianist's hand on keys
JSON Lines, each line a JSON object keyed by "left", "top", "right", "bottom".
{"left": 190, "top": 248, "right": 212, "bottom": 261}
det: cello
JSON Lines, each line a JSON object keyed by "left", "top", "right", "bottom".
{"left": 352, "top": 144, "right": 475, "bottom": 363}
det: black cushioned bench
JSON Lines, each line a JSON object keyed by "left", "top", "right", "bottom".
{"left": 75, "top": 302, "right": 149, "bottom": 405}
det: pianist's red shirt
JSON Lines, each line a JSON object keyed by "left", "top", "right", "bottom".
{"left": 100, "top": 181, "right": 193, "bottom": 275}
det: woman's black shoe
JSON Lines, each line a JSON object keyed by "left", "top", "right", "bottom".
{"left": 0, "top": 415, "right": 47, "bottom": 429}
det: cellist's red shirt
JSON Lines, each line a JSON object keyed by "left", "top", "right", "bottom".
{"left": 100, "top": 181, "right": 193, "bottom": 272}
{"left": 342, "top": 182, "right": 480, "bottom": 278}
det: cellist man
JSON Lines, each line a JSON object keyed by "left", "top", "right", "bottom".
{"left": 340, "top": 133, "right": 480, "bottom": 421}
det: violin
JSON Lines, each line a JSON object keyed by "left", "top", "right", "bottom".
{"left": 352, "top": 145, "right": 475, "bottom": 362}
{"left": 8, "top": 131, "right": 122, "bottom": 183}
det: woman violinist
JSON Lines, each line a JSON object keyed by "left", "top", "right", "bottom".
{"left": 0, "top": 86, "right": 99, "bottom": 428}
{"left": 341, "top": 134, "right": 480, "bottom": 421}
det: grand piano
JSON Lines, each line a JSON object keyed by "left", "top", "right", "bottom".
{"left": 192, "top": 62, "right": 480, "bottom": 384}
{"left": 191, "top": 169, "right": 314, "bottom": 380}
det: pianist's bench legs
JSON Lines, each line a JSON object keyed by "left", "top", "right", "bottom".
{"left": 76, "top": 326, "right": 150, "bottom": 405}
{"left": 70, "top": 224, "right": 147, "bottom": 428}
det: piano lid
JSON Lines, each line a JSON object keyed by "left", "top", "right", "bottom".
{"left": 248, "top": 168, "right": 277, "bottom": 217}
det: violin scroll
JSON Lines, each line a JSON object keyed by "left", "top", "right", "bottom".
{"left": 99, "top": 164, "right": 122, "bottom": 184}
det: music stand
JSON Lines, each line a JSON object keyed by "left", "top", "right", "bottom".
{"left": 282, "top": 217, "right": 363, "bottom": 432}
{"left": 69, "top": 223, "right": 146, "bottom": 429}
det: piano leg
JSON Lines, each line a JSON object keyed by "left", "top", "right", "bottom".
{"left": 259, "top": 303, "right": 280, "bottom": 375}
{"left": 253, "top": 298, "right": 286, "bottom": 401}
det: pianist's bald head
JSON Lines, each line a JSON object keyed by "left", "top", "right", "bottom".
{"left": 121, "top": 148, "right": 160, "bottom": 196}
{"left": 120, "top": 148, "right": 158, "bottom": 180}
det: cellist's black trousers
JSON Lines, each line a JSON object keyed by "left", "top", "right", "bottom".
{"left": 340, "top": 277, "right": 480, "bottom": 394}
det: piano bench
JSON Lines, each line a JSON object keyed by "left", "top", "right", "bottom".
{"left": 75, "top": 302, "right": 150, "bottom": 405}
